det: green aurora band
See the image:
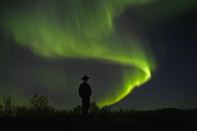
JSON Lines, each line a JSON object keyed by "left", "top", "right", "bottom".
{"left": 1, "top": 0, "right": 156, "bottom": 108}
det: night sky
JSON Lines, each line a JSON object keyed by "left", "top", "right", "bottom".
{"left": 0, "top": 0, "right": 196, "bottom": 110}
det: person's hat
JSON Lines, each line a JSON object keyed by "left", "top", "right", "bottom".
{"left": 81, "top": 75, "right": 90, "bottom": 80}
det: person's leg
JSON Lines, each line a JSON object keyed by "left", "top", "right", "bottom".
{"left": 82, "top": 97, "right": 91, "bottom": 115}
{"left": 82, "top": 98, "right": 86, "bottom": 115}
{"left": 85, "top": 97, "right": 90, "bottom": 114}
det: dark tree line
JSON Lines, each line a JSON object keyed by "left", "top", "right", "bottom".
{"left": 0, "top": 94, "right": 55, "bottom": 117}
{"left": 1, "top": 94, "right": 196, "bottom": 119}
{"left": 0, "top": 93, "right": 142, "bottom": 117}
{"left": 0, "top": 93, "right": 111, "bottom": 117}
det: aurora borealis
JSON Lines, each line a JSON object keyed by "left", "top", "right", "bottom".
{"left": 0, "top": 0, "right": 196, "bottom": 109}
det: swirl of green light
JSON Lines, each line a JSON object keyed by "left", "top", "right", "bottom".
{"left": 1, "top": 0, "right": 155, "bottom": 108}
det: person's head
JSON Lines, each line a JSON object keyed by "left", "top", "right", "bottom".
{"left": 81, "top": 75, "right": 89, "bottom": 83}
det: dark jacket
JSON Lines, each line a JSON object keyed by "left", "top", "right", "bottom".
{"left": 79, "top": 83, "right": 92, "bottom": 98}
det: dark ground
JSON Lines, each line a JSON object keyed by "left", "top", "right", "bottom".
{"left": 0, "top": 109, "right": 196, "bottom": 131}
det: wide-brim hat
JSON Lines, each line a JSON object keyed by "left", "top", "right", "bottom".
{"left": 81, "top": 75, "right": 90, "bottom": 80}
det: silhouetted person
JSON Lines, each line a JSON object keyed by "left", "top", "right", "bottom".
{"left": 79, "top": 75, "right": 92, "bottom": 115}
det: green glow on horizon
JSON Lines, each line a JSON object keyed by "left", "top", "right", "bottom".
{"left": 1, "top": 0, "right": 156, "bottom": 108}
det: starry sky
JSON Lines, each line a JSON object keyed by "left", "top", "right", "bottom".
{"left": 0, "top": 0, "right": 196, "bottom": 110}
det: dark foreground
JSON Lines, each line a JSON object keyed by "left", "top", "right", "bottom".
{"left": 0, "top": 109, "right": 196, "bottom": 131}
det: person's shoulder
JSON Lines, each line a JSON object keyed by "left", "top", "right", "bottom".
{"left": 80, "top": 83, "right": 90, "bottom": 87}
{"left": 80, "top": 83, "right": 86, "bottom": 87}
{"left": 87, "top": 84, "right": 91, "bottom": 88}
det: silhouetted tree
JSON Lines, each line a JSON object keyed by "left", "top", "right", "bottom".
{"left": 70, "top": 105, "right": 82, "bottom": 115}
{"left": 55, "top": 109, "right": 68, "bottom": 117}
{"left": 15, "top": 105, "right": 29, "bottom": 116}
{"left": 89, "top": 102, "right": 99, "bottom": 114}
{"left": 2, "top": 97, "right": 15, "bottom": 116}
{"left": 30, "top": 93, "right": 54, "bottom": 116}
{"left": 0, "top": 104, "right": 3, "bottom": 116}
